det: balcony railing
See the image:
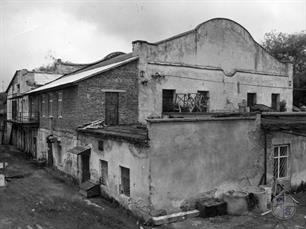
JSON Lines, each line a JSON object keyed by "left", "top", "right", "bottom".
{"left": 164, "top": 93, "right": 209, "bottom": 113}
{"left": 9, "top": 112, "right": 40, "bottom": 123}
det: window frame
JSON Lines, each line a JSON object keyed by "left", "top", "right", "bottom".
{"left": 273, "top": 144, "right": 289, "bottom": 179}
{"left": 98, "top": 141, "right": 104, "bottom": 151}
{"left": 42, "top": 95, "right": 46, "bottom": 117}
{"left": 247, "top": 93, "right": 257, "bottom": 108}
{"left": 120, "top": 166, "right": 130, "bottom": 197}
{"left": 271, "top": 93, "right": 280, "bottom": 111}
{"left": 49, "top": 93, "right": 53, "bottom": 118}
{"left": 58, "top": 91, "right": 63, "bottom": 118}
{"left": 99, "top": 160, "right": 108, "bottom": 186}
{"left": 162, "top": 89, "right": 176, "bottom": 113}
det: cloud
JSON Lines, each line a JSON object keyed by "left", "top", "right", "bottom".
{"left": 0, "top": 0, "right": 305, "bottom": 90}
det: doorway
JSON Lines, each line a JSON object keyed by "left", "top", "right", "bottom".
{"left": 81, "top": 153, "right": 90, "bottom": 182}
{"left": 105, "top": 92, "right": 119, "bottom": 125}
{"left": 47, "top": 142, "right": 53, "bottom": 166}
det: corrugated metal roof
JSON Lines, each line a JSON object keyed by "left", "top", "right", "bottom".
{"left": 27, "top": 56, "right": 138, "bottom": 94}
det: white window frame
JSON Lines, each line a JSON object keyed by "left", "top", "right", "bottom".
{"left": 273, "top": 144, "right": 289, "bottom": 179}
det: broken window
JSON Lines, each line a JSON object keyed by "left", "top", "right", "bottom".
{"left": 100, "top": 160, "right": 108, "bottom": 185}
{"left": 247, "top": 93, "right": 257, "bottom": 108}
{"left": 271, "top": 94, "right": 280, "bottom": 111}
{"left": 58, "top": 91, "right": 63, "bottom": 118}
{"left": 162, "top": 89, "right": 176, "bottom": 112}
{"left": 120, "top": 166, "right": 130, "bottom": 196}
{"left": 273, "top": 145, "right": 289, "bottom": 179}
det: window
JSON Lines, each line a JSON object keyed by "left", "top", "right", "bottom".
{"left": 42, "top": 95, "right": 45, "bottom": 117}
{"left": 271, "top": 94, "right": 280, "bottom": 111}
{"left": 247, "top": 93, "right": 257, "bottom": 108}
{"left": 120, "top": 166, "right": 130, "bottom": 196}
{"left": 57, "top": 143, "right": 62, "bottom": 164}
{"left": 197, "top": 91, "right": 209, "bottom": 112}
{"left": 162, "top": 89, "right": 176, "bottom": 112}
{"left": 12, "top": 100, "right": 17, "bottom": 120}
{"left": 16, "top": 84, "right": 20, "bottom": 93}
{"left": 48, "top": 94, "right": 53, "bottom": 117}
{"left": 273, "top": 145, "right": 289, "bottom": 179}
{"left": 58, "top": 91, "right": 63, "bottom": 118}
{"left": 98, "top": 141, "right": 104, "bottom": 151}
{"left": 99, "top": 160, "right": 108, "bottom": 185}
{"left": 105, "top": 92, "right": 119, "bottom": 125}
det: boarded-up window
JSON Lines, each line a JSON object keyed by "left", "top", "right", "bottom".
{"left": 100, "top": 160, "right": 108, "bottom": 185}
{"left": 58, "top": 91, "right": 63, "bottom": 118}
{"left": 273, "top": 145, "right": 289, "bottom": 179}
{"left": 271, "top": 93, "right": 280, "bottom": 111}
{"left": 120, "top": 166, "right": 130, "bottom": 196}
{"left": 105, "top": 92, "right": 119, "bottom": 125}
{"left": 162, "top": 89, "right": 175, "bottom": 112}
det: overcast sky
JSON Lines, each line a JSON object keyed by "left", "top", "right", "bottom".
{"left": 0, "top": 0, "right": 305, "bottom": 90}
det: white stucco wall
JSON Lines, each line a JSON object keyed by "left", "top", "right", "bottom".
{"left": 79, "top": 134, "right": 151, "bottom": 216}
{"left": 133, "top": 18, "right": 293, "bottom": 123}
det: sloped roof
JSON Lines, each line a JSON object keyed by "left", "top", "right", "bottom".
{"left": 34, "top": 72, "right": 62, "bottom": 86}
{"left": 27, "top": 55, "right": 138, "bottom": 94}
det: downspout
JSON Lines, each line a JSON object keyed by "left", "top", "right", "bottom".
{"left": 264, "top": 130, "right": 267, "bottom": 185}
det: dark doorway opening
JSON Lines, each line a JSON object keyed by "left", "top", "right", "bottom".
{"left": 47, "top": 142, "right": 53, "bottom": 166}
{"left": 81, "top": 153, "right": 90, "bottom": 182}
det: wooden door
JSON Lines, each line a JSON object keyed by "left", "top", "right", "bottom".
{"left": 81, "top": 154, "right": 90, "bottom": 182}
{"left": 105, "top": 92, "right": 119, "bottom": 125}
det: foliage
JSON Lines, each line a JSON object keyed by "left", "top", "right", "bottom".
{"left": 262, "top": 31, "right": 306, "bottom": 105}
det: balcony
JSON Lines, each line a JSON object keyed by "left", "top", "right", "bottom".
{"left": 8, "top": 112, "right": 40, "bottom": 126}
{"left": 163, "top": 92, "right": 209, "bottom": 114}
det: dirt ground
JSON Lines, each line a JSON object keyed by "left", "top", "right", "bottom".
{"left": 2, "top": 144, "right": 306, "bottom": 229}
{"left": 0, "top": 145, "right": 140, "bottom": 229}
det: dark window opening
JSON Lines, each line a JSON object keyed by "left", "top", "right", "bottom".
{"left": 98, "top": 141, "right": 104, "bottom": 151}
{"left": 162, "top": 89, "right": 175, "bottom": 112}
{"left": 100, "top": 160, "right": 108, "bottom": 185}
{"left": 271, "top": 94, "right": 280, "bottom": 111}
{"left": 120, "top": 166, "right": 130, "bottom": 196}
{"left": 247, "top": 93, "right": 257, "bottom": 108}
{"left": 12, "top": 100, "right": 17, "bottom": 120}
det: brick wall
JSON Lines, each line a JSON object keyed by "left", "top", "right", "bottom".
{"left": 39, "top": 86, "right": 79, "bottom": 132}
{"left": 77, "top": 60, "right": 138, "bottom": 125}
{"left": 38, "top": 60, "right": 138, "bottom": 132}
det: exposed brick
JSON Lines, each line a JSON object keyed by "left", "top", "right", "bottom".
{"left": 35, "top": 60, "right": 138, "bottom": 133}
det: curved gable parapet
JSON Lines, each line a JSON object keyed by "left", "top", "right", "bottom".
{"left": 133, "top": 18, "right": 291, "bottom": 77}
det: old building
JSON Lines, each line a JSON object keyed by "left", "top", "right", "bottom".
{"left": 24, "top": 18, "right": 306, "bottom": 217}
{"left": 0, "top": 92, "right": 7, "bottom": 144}
{"left": 5, "top": 61, "right": 87, "bottom": 156}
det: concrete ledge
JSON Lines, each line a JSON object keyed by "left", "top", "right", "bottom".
{"left": 152, "top": 209, "right": 200, "bottom": 225}
{"left": 147, "top": 116, "right": 257, "bottom": 123}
